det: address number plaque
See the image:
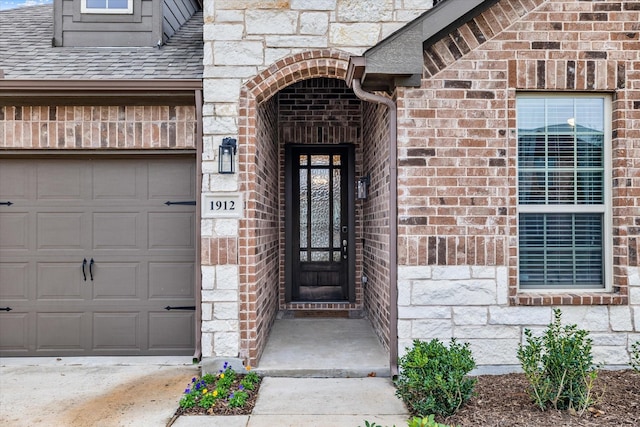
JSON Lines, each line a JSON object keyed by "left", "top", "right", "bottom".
{"left": 202, "top": 193, "right": 243, "bottom": 218}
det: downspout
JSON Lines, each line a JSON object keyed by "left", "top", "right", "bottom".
{"left": 351, "top": 78, "right": 399, "bottom": 377}
{"left": 193, "top": 88, "right": 203, "bottom": 363}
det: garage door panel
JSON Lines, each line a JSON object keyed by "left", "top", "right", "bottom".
{"left": 36, "top": 312, "right": 84, "bottom": 350}
{"left": 0, "top": 313, "right": 30, "bottom": 353}
{"left": 0, "top": 213, "right": 29, "bottom": 250}
{"left": 148, "top": 311, "right": 194, "bottom": 350}
{"left": 37, "top": 212, "right": 84, "bottom": 250}
{"left": 0, "top": 156, "right": 195, "bottom": 357}
{"left": 93, "top": 212, "right": 139, "bottom": 249}
{"left": 148, "top": 212, "right": 194, "bottom": 249}
{"left": 36, "top": 162, "right": 84, "bottom": 200}
{"left": 92, "top": 162, "right": 140, "bottom": 200}
{"left": 37, "top": 262, "right": 84, "bottom": 300}
{"left": 0, "top": 263, "right": 29, "bottom": 300}
{"left": 93, "top": 263, "right": 140, "bottom": 299}
{"left": 149, "top": 262, "right": 194, "bottom": 298}
{"left": 148, "top": 161, "right": 195, "bottom": 200}
{"left": 93, "top": 312, "right": 139, "bottom": 350}
{"left": 0, "top": 162, "right": 30, "bottom": 200}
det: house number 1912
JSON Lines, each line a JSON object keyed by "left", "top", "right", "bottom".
{"left": 211, "top": 200, "right": 235, "bottom": 211}
{"left": 202, "top": 193, "right": 243, "bottom": 218}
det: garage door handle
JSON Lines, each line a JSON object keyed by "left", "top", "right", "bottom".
{"left": 82, "top": 258, "right": 87, "bottom": 281}
{"left": 89, "top": 258, "right": 94, "bottom": 281}
{"left": 0, "top": 307, "right": 12, "bottom": 312}
{"left": 0, "top": 201, "right": 13, "bottom": 206}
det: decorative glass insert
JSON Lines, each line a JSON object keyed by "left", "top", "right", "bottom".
{"left": 517, "top": 95, "right": 607, "bottom": 290}
{"left": 297, "top": 152, "right": 343, "bottom": 265}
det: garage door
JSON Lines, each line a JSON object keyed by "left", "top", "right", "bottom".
{"left": 0, "top": 156, "right": 196, "bottom": 356}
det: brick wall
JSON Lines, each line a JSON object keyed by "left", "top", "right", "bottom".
{"left": 361, "top": 100, "right": 392, "bottom": 350}
{"left": 397, "top": 0, "right": 639, "bottom": 370}
{"left": 239, "top": 95, "right": 280, "bottom": 363}
{"left": 0, "top": 106, "right": 196, "bottom": 149}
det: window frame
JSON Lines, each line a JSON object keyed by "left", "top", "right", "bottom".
{"left": 516, "top": 93, "right": 612, "bottom": 292}
{"left": 81, "top": 0, "right": 133, "bottom": 14}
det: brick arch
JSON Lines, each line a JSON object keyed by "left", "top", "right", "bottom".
{"left": 243, "top": 49, "right": 351, "bottom": 105}
{"left": 236, "top": 49, "right": 353, "bottom": 366}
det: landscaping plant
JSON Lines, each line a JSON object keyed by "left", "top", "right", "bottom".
{"left": 631, "top": 341, "right": 640, "bottom": 373}
{"left": 517, "top": 308, "right": 598, "bottom": 414}
{"left": 395, "top": 338, "right": 476, "bottom": 418}
{"left": 360, "top": 415, "right": 457, "bottom": 427}
{"left": 178, "top": 362, "right": 260, "bottom": 412}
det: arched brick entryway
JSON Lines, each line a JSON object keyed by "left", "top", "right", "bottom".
{"left": 236, "top": 49, "right": 359, "bottom": 365}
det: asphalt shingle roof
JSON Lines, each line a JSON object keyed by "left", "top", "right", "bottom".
{"left": 0, "top": 5, "right": 203, "bottom": 80}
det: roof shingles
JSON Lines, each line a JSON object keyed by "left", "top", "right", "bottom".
{"left": 0, "top": 5, "right": 203, "bottom": 80}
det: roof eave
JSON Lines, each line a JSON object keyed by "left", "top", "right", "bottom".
{"left": 0, "top": 79, "right": 203, "bottom": 106}
{"left": 347, "top": 0, "right": 498, "bottom": 92}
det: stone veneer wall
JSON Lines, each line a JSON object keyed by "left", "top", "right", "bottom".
{"left": 396, "top": 0, "right": 639, "bottom": 370}
{"left": 0, "top": 106, "right": 197, "bottom": 149}
{"left": 202, "top": 0, "right": 435, "bottom": 364}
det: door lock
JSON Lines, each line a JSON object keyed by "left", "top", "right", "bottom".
{"left": 342, "top": 239, "right": 348, "bottom": 259}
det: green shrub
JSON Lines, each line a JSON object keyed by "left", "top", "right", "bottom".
{"left": 395, "top": 338, "right": 476, "bottom": 418}
{"left": 360, "top": 415, "right": 457, "bottom": 427}
{"left": 517, "top": 308, "right": 598, "bottom": 414}
{"left": 631, "top": 341, "right": 640, "bottom": 373}
{"left": 407, "top": 415, "right": 457, "bottom": 427}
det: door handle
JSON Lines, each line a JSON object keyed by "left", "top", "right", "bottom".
{"left": 82, "top": 258, "right": 87, "bottom": 281}
{"left": 342, "top": 239, "right": 348, "bottom": 259}
{"left": 89, "top": 258, "right": 94, "bottom": 281}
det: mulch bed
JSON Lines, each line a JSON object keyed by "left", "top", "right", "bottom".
{"left": 441, "top": 370, "right": 640, "bottom": 427}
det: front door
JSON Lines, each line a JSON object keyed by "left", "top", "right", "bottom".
{"left": 285, "top": 144, "right": 355, "bottom": 302}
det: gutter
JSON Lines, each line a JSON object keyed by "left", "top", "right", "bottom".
{"left": 350, "top": 77, "right": 399, "bottom": 378}
{"left": 0, "top": 79, "right": 203, "bottom": 106}
{"left": 193, "top": 88, "right": 203, "bottom": 363}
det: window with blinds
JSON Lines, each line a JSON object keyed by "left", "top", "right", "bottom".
{"left": 516, "top": 95, "right": 610, "bottom": 290}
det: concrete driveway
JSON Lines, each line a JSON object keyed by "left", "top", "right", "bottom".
{"left": 0, "top": 357, "right": 198, "bottom": 427}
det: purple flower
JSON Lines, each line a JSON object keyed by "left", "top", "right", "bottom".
{"left": 191, "top": 377, "right": 196, "bottom": 383}
{"left": 239, "top": 384, "right": 244, "bottom": 390}
{"left": 185, "top": 388, "right": 191, "bottom": 393}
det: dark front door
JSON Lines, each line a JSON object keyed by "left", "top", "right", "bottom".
{"left": 285, "top": 144, "right": 355, "bottom": 302}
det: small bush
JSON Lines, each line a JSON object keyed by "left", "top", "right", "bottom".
{"left": 360, "top": 415, "right": 457, "bottom": 427}
{"left": 631, "top": 341, "right": 640, "bottom": 373}
{"left": 395, "top": 338, "right": 476, "bottom": 418}
{"left": 517, "top": 308, "right": 598, "bottom": 414}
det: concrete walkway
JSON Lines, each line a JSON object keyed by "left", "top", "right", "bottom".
{"left": 173, "top": 377, "right": 409, "bottom": 427}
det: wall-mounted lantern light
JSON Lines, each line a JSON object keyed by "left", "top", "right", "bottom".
{"left": 218, "top": 137, "right": 237, "bottom": 174}
{"left": 357, "top": 174, "right": 370, "bottom": 200}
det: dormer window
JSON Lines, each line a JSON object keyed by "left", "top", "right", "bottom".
{"left": 81, "top": 0, "right": 133, "bottom": 14}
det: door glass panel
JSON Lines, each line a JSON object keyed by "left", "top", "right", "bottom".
{"left": 299, "top": 155, "right": 308, "bottom": 166}
{"left": 311, "top": 155, "right": 330, "bottom": 165}
{"left": 299, "top": 170, "right": 308, "bottom": 247}
{"left": 310, "top": 169, "right": 329, "bottom": 248}
{"left": 333, "top": 169, "right": 341, "bottom": 247}
{"left": 311, "top": 251, "right": 330, "bottom": 261}
{"left": 333, "top": 251, "right": 341, "bottom": 261}
{"left": 299, "top": 251, "right": 308, "bottom": 262}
